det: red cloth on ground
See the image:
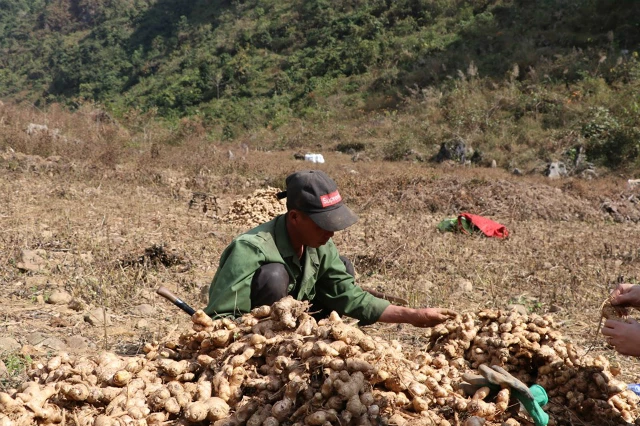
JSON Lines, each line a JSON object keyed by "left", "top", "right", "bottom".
{"left": 459, "top": 213, "right": 509, "bottom": 238}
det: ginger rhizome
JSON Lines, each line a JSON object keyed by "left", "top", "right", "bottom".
{"left": 1, "top": 297, "right": 637, "bottom": 426}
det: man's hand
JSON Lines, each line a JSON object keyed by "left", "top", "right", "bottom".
{"left": 378, "top": 305, "right": 458, "bottom": 327}
{"left": 602, "top": 318, "right": 640, "bottom": 357}
{"left": 409, "top": 308, "right": 458, "bottom": 327}
{"left": 610, "top": 283, "right": 640, "bottom": 309}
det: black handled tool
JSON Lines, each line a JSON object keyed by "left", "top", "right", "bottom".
{"left": 156, "top": 286, "right": 196, "bottom": 316}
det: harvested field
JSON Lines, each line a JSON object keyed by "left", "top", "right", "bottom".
{"left": 1, "top": 115, "right": 640, "bottom": 425}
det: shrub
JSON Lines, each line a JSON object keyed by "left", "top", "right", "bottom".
{"left": 583, "top": 106, "right": 640, "bottom": 168}
{"left": 383, "top": 137, "right": 414, "bottom": 161}
{"left": 336, "top": 142, "right": 366, "bottom": 153}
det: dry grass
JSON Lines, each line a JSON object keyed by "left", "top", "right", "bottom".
{"left": 1, "top": 102, "right": 640, "bottom": 388}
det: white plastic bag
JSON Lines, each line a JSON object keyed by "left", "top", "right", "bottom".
{"left": 304, "top": 153, "right": 325, "bottom": 164}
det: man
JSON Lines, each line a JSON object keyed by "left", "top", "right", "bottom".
{"left": 602, "top": 283, "right": 640, "bottom": 356}
{"left": 205, "top": 170, "right": 457, "bottom": 327}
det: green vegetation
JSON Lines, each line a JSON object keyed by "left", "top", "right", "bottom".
{"left": 1, "top": 352, "right": 32, "bottom": 390}
{"left": 0, "top": 0, "right": 639, "bottom": 170}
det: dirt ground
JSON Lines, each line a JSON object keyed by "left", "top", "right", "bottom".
{"left": 1, "top": 145, "right": 640, "bottom": 394}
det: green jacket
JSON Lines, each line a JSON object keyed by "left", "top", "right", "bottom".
{"left": 204, "top": 215, "right": 390, "bottom": 325}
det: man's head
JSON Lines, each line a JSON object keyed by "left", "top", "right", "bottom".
{"left": 279, "top": 170, "right": 358, "bottom": 232}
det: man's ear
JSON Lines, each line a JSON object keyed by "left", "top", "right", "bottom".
{"left": 287, "top": 209, "right": 302, "bottom": 223}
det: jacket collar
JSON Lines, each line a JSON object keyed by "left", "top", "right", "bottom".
{"left": 274, "top": 214, "right": 296, "bottom": 259}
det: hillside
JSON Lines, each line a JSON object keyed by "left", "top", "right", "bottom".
{"left": 1, "top": 0, "right": 640, "bottom": 171}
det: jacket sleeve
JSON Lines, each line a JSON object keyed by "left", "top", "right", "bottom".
{"left": 204, "top": 239, "right": 265, "bottom": 318}
{"left": 313, "top": 247, "right": 390, "bottom": 325}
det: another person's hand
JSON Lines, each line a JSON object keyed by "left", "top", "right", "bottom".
{"left": 602, "top": 318, "right": 640, "bottom": 357}
{"left": 610, "top": 283, "right": 640, "bottom": 309}
{"left": 409, "top": 308, "right": 458, "bottom": 328}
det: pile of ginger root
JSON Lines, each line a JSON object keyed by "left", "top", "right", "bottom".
{"left": 1, "top": 297, "right": 639, "bottom": 426}
{"left": 222, "top": 187, "right": 287, "bottom": 229}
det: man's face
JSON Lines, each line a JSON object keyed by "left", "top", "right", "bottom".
{"left": 290, "top": 210, "right": 334, "bottom": 248}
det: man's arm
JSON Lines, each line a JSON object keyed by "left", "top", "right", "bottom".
{"left": 378, "top": 304, "right": 458, "bottom": 327}
{"left": 313, "top": 242, "right": 457, "bottom": 326}
{"left": 314, "top": 277, "right": 391, "bottom": 325}
{"left": 312, "top": 242, "right": 390, "bottom": 325}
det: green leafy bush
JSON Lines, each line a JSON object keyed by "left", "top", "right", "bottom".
{"left": 583, "top": 106, "right": 640, "bottom": 168}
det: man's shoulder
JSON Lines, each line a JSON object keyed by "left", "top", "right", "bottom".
{"left": 315, "top": 238, "right": 339, "bottom": 258}
{"left": 233, "top": 218, "right": 278, "bottom": 245}
{"left": 234, "top": 230, "right": 272, "bottom": 246}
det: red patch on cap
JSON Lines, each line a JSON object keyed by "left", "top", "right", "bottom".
{"left": 320, "top": 190, "right": 342, "bottom": 208}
